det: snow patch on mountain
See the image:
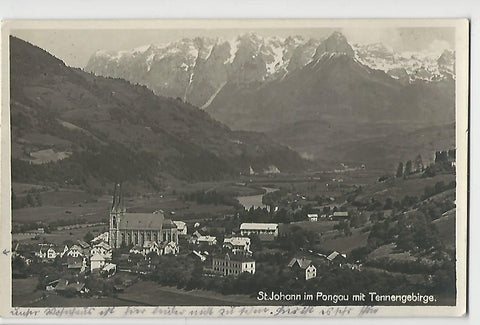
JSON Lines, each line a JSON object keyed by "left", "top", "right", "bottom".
{"left": 353, "top": 42, "right": 454, "bottom": 82}
{"left": 201, "top": 81, "right": 227, "bottom": 109}
{"left": 86, "top": 32, "right": 455, "bottom": 108}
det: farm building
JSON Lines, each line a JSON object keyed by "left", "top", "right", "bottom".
{"left": 331, "top": 211, "right": 349, "bottom": 218}
{"left": 240, "top": 223, "right": 278, "bottom": 237}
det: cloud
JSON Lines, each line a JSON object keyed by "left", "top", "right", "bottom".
{"left": 341, "top": 28, "right": 401, "bottom": 49}
{"left": 427, "top": 39, "right": 452, "bottom": 53}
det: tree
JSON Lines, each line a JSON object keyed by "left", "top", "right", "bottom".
{"left": 422, "top": 165, "right": 436, "bottom": 178}
{"left": 84, "top": 231, "right": 94, "bottom": 243}
{"left": 405, "top": 160, "right": 412, "bottom": 176}
{"left": 396, "top": 162, "right": 404, "bottom": 178}
{"left": 414, "top": 154, "right": 424, "bottom": 172}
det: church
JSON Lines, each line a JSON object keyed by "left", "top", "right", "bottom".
{"left": 109, "top": 184, "right": 179, "bottom": 249}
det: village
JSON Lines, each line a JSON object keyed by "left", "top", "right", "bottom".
{"left": 11, "top": 150, "right": 457, "bottom": 306}
{"left": 12, "top": 207, "right": 354, "bottom": 300}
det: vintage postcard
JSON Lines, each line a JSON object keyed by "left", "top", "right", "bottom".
{"left": 0, "top": 19, "right": 469, "bottom": 318}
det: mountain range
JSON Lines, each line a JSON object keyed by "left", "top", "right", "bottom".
{"left": 10, "top": 36, "right": 307, "bottom": 192}
{"left": 85, "top": 32, "right": 455, "bottom": 169}
{"left": 86, "top": 31, "right": 455, "bottom": 110}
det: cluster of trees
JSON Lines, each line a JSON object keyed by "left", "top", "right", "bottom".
{"left": 422, "top": 180, "right": 456, "bottom": 200}
{"left": 237, "top": 204, "right": 314, "bottom": 225}
{"left": 11, "top": 191, "right": 42, "bottom": 209}
{"left": 12, "top": 143, "right": 162, "bottom": 194}
{"left": 349, "top": 207, "right": 446, "bottom": 265}
{"left": 395, "top": 154, "right": 424, "bottom": 178}
{"left": 353, "top": 194, "right": 418, "bottom": 213}
{"left": 435, "top": 150, "right": 455, "bottom": 163}
{"left": 141, "top": 253, "right": 452, "bottom": 305}
{"left": 418, "top": 198, "right": 455, "bottom": 222}
{"left": 422, "top": 150, "right": 456, "bottom": 178}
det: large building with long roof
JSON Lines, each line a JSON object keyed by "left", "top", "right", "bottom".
{"left": 109, "top": 184, "right": 178, "bottom": 249}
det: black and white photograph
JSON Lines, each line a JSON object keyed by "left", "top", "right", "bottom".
{"left": 0, "top": 19, "right": 469, "bottom": 318}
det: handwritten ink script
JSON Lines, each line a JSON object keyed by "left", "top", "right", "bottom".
{"left": 9, "top": 306, "right": 379, "bottom": 318}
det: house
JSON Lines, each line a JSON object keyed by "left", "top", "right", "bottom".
{"left": 211, "top": 253, "right": 255, "bottom": 276}
{"left": 195, "top": 235, "right": 217, "bottom": 246}
{"left": 129, "top": 240, "right": 168, "bottom": 256}
{"left": 144, "top": 241, "right": 161, "bottom": 255}
{"left": 307, "top": 214, "right": 318, "bottom": 222}
{"left": 66, "top": 245, "right": 83, "bottom": 258}
{"left": 91, "top": 232, "right": 109, "bottom": 245}
{"left": 34, "top": 245, "right": 48, "bottom": 259}
{"left": 197, "top": 235, "right": 217, "bottom": 245}
{"left": 90, "top": 241, "right": 112, "bottom": 260}
{"left": 288, "top": 258, "right": 317, "bottom": 280}
{"left": 162, "top": 241, "right": 178, "bottom": 255}
{"left": 59, "top": 245, "right": 69, "bottom": 258}
{"left": 90, "top": 254, "right": 106, "bottom": 271}
{"left": 240, "top": 223, "right": 278, "bottom": 237}
{"left": 331, "top": 211, "right": 349, "bottom": 219}
{"left": 173, "top": 221, "right": 187, "bottom": 235}
{"left": 77, "top": 240, "right": 91, "bottom": 258}
{"left": 46, "top": 247, "right": 57, "bottom": 260}
{"left": 327, "top": 251, "right": 347, "bottom": 265}
{"left": 77, "top": 240, "right": 91, "bottom": 250}
{"left": 188, "top": 231, "right": 216, "bottom": 245}
{"left": 129, "top": 245, "right": 144, "bottom": 255}
{"left": 223, "top": 237, "right": 251, "bottom": 254}
{"left": 34, "top": 244, "right": 56, "bottom": 260}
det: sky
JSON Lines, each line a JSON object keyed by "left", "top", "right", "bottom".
{"left": 12, "top": 26, "right": 455, "bottom": 68}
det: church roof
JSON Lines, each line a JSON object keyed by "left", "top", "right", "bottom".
{"left": 118, "top": 212, "right": 165, "bottom": 230}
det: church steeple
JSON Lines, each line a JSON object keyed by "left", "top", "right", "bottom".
{"left": 111, "top": 183, "right": 125, "bottom": 213}
{"left": 118, "top": 183, "right": 125, "bottom": 213}
{"left": 111, "top": 183, "right": 118, "bottom": 212}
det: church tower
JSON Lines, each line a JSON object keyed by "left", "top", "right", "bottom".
{"left": 109, "top": 183, "right": 125, "bottom": 248}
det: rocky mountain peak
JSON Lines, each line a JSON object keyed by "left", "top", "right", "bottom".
{"left": 313, "top": 31, "right": 355, "bottom": 60}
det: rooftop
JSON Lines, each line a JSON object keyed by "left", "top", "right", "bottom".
{"left": 224, "top": 237, "right": 250, "bottom": 246}
{"left": 118, "top": 212, "right": 165, "bottom": 230}
{"left": 327, "top": 251, "right": 347, "bottom": 261}
{"left": 240, "top": 223, "right": 278, "bottom": 231}
{"left": 213, "top": 253, "right": 255, "bottom": 263}
{"left": 288, "top": 257, "right": 313, "bottom": 269}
